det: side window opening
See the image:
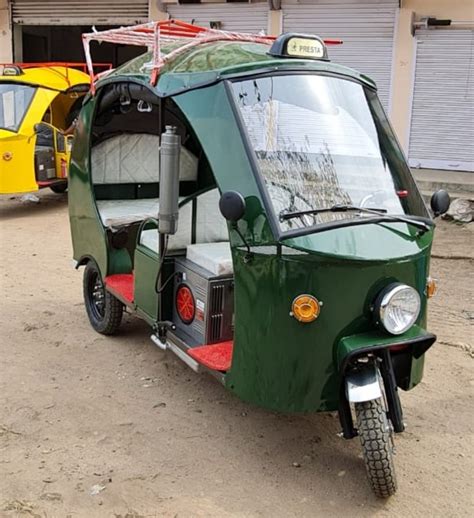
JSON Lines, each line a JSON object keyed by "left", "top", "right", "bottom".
{"left": 90, "top": 83, "right": 228, "bottom": 263}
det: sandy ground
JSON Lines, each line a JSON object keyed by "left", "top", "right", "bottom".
{"left": 0, "top": 190, "right": 472, "bottom": 518}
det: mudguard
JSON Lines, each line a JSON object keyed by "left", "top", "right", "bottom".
{"left": 345, "top": 364, "right": 382, "bottom": 403}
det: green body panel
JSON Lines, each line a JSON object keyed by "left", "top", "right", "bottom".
{"left": 69, "top": 97, "right": 134, "bottom": 278}
{"left": 225, "top": 229, "right": 432, "bottom": 413}
{"left": 102, "top": 42, "right": 376, "bottom": 98}
{"left": 68, "top": 98, "right": 108, "bottom": 275}
{"left": 337, "top": 325, "right": 431, "bottom": 390}
{"left": 134, "top": 244, "right": 160, "bottom": 319}
{"left": 285, "top": 222, "right": 432, "bottom": 261}
{"left": 336, "top": 325, "right": 431, "bottom": 367}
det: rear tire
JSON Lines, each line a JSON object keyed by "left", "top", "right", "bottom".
{"left": 83, "top": 262, "right": 123, "bottom": 335}
{"left": 355, "top": 398, "right": 397, "bottom": 498}
{"left": 50, "top": 182, "right": 68, "bottom": 194}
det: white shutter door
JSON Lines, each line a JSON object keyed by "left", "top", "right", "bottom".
{"left": 167, "top": 2, "right": 268, "bottom": 33}
{"left": 11, "top": 0, "right": 149, "bottom": 25}
{"left": 282, "top": 0, "right": 398, "bottom": 108}
{"left": 409, "top": 29, "right": 474, "bottom": 172}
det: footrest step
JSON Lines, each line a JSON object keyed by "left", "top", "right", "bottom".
{"left": 105, "top": 273, "right": 134, "bottom": 304}
{"left": 187, "top": 341, "right": 233, "bottom": 372}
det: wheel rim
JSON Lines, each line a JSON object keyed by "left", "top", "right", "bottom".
{"left": 89, "top": 271, "right": 105, "bottom": 320}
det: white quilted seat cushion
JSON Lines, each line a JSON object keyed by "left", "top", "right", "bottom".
{"left": 96, "top": 198, "right": 161, "bottom": 227}
{"left": 139, "top": 189, "right": 229, "bottom": 252}
{"left": 186, "top": 242, "right": 233, "bottom": 276}
{"left": 91, "top": 133, "right": 198, "bottom": 184}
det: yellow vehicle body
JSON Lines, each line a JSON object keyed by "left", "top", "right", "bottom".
{"left": 0, "top": 65, "right": 90, "bottom": 194}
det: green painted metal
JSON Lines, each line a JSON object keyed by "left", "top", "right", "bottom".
{"left": 68, "top": 97, "right": 108, "bottom": 277}
{"left": 336, "top": 324, "right": 433, "bottom": 369}
{"left": 93, "top": 42, "right": 376, "bottom": 99}
{"left": 224, "top": 229, "right": 432, "bottom": 412}
{"left": 134, "top": 244, "right": 160, "bottom": 319}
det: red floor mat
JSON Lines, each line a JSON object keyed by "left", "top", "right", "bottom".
{"left": 188, "top": 341, "right": 233, "bottom": 372}
{"left": 105, "top": 273, "right": 134, "bottom": 304}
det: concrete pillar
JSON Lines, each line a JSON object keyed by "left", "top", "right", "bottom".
{"left": 267, "top": 8, "right": 282, "bottom": 37}
{"left": 0, "top": 0, "right": 13, "bottom": 62}
{"left": 149, "top": 0, "right": 169, "bottom": 22}
{"left": 13, "top": 24, "right": 22, "bottom": 61}
{"left": 389, "top": 8, "right": 416, "bottom": 153}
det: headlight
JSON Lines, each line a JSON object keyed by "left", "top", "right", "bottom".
{"left": 376, "top": 283, "right": 421, "bottom": 335}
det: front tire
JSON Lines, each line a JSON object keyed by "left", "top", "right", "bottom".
{"left": 355, "top": 398, "right": 397, "bottom": 498}
{"left": 50, "top": 182, "right": 68, "bottom": 194}
{"left": 83, "top": 262, "right": 123, "bottom": 335}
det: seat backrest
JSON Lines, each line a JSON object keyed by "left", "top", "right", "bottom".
{"left": 91, "top": 133, "right": 198, "bottom": 185}
{"left": 195, "top": 189, "right": 229, "bottom": 244}
{"left": 168, "top": 188, "right": 229, "bottom": 250}
{"left": 139, "top": 188, "right": 229, "bottom": 253}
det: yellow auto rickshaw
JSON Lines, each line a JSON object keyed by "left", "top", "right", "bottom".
{"left": 0, "top": 62, "right": 109, "bottom": 194}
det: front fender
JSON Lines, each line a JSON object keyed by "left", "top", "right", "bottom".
{"left": 337, "top": 325, "right": 436, "bottom": 369}
{"left": 345, "top": 364, "right": 382, "bottom": 403}
{"left": 337, "top": 325, "right": 436, "bottom": 392}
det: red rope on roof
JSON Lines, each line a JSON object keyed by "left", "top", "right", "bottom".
{"left": 82, "top": 19, "right": 342, "bottom": 91}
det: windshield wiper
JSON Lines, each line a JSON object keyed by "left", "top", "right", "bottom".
{"left": 280, "top": 204, "right": 387, "bottom": 220}
{"left": 279, "top": 204, "right": 432, "bottom": 235}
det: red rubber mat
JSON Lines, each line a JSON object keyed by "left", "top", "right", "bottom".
{"left": 105, "top": 273, "right": 134, "bottom": 304}
{"left": 188, "top": 341, "right": 233, "bottom": 372}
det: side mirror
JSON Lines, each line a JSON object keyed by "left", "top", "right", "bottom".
{"left": 430, "top": 189, "right": 450, "bottom": 217}
{"left": 219, "top": 191, "right": 246, "bottom": 222}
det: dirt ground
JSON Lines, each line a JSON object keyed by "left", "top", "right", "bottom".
{"left": 0, "top": 190, "right": 472, "bottom": 518}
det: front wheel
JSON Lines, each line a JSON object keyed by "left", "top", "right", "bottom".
{"left": 50, "top": 182, "right": 68, "bottom": 194}
{"left": 355, "top": 398, "right": 397, "bottom": 498}
{"left": 83, "top": 262, "right": 123, "bottom": 335}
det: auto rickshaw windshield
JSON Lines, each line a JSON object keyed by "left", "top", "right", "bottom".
{"left": 231, "top": 74, "right": 427, "bottom": 233}
{"left": 0, "top": 83, "right": 37, "bottom": 133}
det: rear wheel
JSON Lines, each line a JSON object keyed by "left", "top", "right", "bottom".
{"left": 355, "top": 398, "right": 397, "bottom": 498}
{"left": 83, "top": 262, "right": 123, "bottom": 335}
{"left": 50, "top": 182, "right": 68, "bottom": 194}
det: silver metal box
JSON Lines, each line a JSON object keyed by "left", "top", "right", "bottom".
{"left": 173, "top": 257, "right": 234, "bottom": 346}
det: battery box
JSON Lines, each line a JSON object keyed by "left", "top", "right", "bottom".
{"left": 173, "top": 257, "right": 234, "bottom": 346}
{"left": 35, "top": 147, "right": 56, "bottom": 181}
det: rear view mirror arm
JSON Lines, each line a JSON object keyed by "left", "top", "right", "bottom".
{"left": 231, "top": 222, "right": 253, "bottom": 263}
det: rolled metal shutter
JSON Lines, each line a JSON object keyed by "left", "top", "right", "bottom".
{"left": 11, "top": 0, "right": 149, "bottom": 25}
{"left": 167, "top": 2, "right": 268, "bottom": 33}
{"left": 282, "top": 0, "right": 398, "bottom": 109}
{"left": 409, "top": 29, "right": 474, "bottom": 172}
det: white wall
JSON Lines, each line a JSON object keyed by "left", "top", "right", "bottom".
{"left": 0, "top": 0, "right": 13, "bottom": 62}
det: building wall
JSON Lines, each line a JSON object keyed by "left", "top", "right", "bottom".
{"left": 0, "top": 0, "right": 12, "bottom": 62}
{"left": 390, "top": 0, "right": 474, "bottom": 151}
{"left": 149, "top": 0, "right": 168, "bottom": 21}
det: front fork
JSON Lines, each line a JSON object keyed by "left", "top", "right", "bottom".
{"left": 338, "top": 350, "right": 405, "bottom": 439}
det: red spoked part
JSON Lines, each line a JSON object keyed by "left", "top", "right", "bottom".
{"left": 176, "top": 284, "right": 195, "bottom": 324}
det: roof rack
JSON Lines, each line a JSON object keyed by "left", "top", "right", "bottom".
{"left": 82, "top": 19, "right": 342, "bottom": 91}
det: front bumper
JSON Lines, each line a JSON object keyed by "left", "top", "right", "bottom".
{"left": 337, "top": 325, "right": 436, "bottom": 375}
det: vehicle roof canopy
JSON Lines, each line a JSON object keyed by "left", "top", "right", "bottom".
{"left": 0, "top": 66, "right": 90, "bottom": 91}
{"left": 95, "top": 39, "right": 376, "bottom": 97}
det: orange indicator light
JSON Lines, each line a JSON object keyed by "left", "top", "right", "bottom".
{"left": 291, "top": 295, "right": 321, "bottom": 323}
{"left": 426, "top": 277, "right": 437, "bottom": 298}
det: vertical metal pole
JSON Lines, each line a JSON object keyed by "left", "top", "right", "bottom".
{"left": 157, "top": 97, "right": 164, "bottom": 324}
{"left": 380, "top": 349, "right": 405, "bottom": 433}
{"left": 157, "top": 121, "right": 181, "bottom": 328}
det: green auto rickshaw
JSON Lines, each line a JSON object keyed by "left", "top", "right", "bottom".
{"left": 69, "top": 20, "right": 450, "bottom": 498}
